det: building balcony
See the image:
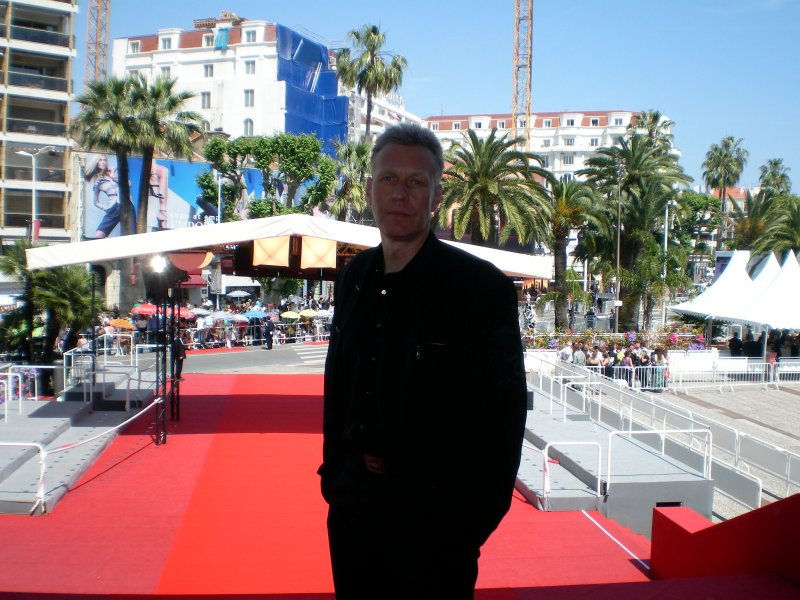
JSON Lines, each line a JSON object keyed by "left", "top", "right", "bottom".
{"left": 8, "top": 70, "right": 69, "bottom": 92}
{"left": 6, "top": 118, "right": 67, "bottom": 137}
{"left": 9, "top": 25, "right": 71, "bottom": 48}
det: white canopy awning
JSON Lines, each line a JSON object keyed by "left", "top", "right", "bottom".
{"left": 26, "top": 214, "right": 553, "bottom": 280}
{"left": 670, "top": 250, "right": 753, "bottom": 320}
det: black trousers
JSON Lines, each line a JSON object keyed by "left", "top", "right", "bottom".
{"left": 326, "top": 453, "right": 480, "bottom": 600}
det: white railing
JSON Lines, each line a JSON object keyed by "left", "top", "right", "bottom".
{"left": 544, "top": 441, "right": 602, "bottom": 499}
{"left": 0, "top": 398, "right": 163, "bottom": 515}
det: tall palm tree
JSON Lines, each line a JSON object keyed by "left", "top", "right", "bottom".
{"left": 579, "top": 133, "right": 690, "bottom": 330}
{"left": 762, "top": 197, "right": 800, "bottom": 254}
{"left": 72, "top": 76, "right": 138, "bottom": 236}
{"left": 330, "top": 140, "right": 371, "bottom": 222}
{"left": 540, "top": 179, "right": 600, "bottom": 329}
{"left": 702, "top": 136, "right": 749, "bottom": 248}
{"left": 438, "top": 129, "right": 551, "bottom": 247}
{"left": 627, "top": 109, "right": 674, "bottom": 150}
{"left": 731, "top": 189, "right": 776, "bottom": 252}
{"left": 131, "top": 75, "right": 201, "bottom": 234}
{"left": 336, "top": 24, "right": 407, "bottom": 141}
{"left": 758, "top": 158, "right": 792, "bottom": 195}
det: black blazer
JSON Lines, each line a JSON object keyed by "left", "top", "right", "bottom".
{"left": 321, "top": 233, "right": 527, "bottom": 547}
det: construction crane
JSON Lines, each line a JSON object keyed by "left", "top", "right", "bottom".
{"left": 85, "top": 0, "right": 111, "bottom": 82}
{"left": 512, "top": 0, "right": 534, "bottom": 149}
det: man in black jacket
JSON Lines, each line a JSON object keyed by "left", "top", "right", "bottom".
{"left": 319, "top": 123, "right": 527, "bottom": 599}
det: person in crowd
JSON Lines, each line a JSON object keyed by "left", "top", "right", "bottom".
{"left": 572, "top": 341, "right": 586, "bottom": 366}
{"left": 319, "top": 123, "right": 527, "bottom": 599}
{"left": 84, "top": 154, "right": 121, "bottom": 239}
{"left": 728, "top": 331, "right": 743, "bottom": 357}
{"left": 263, "top": 318, "right": 275, "bottom": 350}
{"left": 173, "top": 330, "right": 186, "bottom": 382}
{"left": 559, "top": 340, "right": 574, "bottom": 363}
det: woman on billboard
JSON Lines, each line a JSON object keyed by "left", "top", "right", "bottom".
{"left": 85, "top": 154, "right": 121, "bottom": 239}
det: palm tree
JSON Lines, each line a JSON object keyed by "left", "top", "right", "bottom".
{"left": 33, "top": 265, "right": 97, "bottom": 365}
{"left": 72, "top": 76, "right": 138, "bottom": 236}
{"left": 0, "top": 240, "right": 36, "bottom": 361}
{"left": 437, "top": 129, "right": 551, "bottom": 247}
{"left": 131, "top": 75, "right": 201, "bottom": 234}
{"left": 540, "top": 179, "right": 600, "bottom": 329}
{"left": 702, "top": 136, "right": 749, "bottom": 248}
{"left": 330, "top": 140, "right": 371, "bottom": 222}
{"left": 627, "top": 109, "right": 674, "bottom": 150}
{"left": 762, "top": 197, "right": 800, "bottom": 254}
{"left": 579, "top": 133, "right": 691, "bottom": 330}
{"left": 758, "top": 158, "right": 792, "bottom": 195}
{"left": 731, "top": 189, "right": 776, "bottom": 252}
{"left": 336, "top": 24, "right": 407, "bottom": 141}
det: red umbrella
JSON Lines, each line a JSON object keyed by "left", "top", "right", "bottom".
{"left": 176, "top": 307, "right": 194, "bottom": 318}
{"left": 130, "top": 303, "right": 157, "bottom": 315}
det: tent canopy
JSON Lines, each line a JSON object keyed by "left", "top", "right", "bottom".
{"left": 670, "top": 250, "right": 800, "bottom": 329}
{"left": 26, "top": 214, "right": 553, "bottom": 280}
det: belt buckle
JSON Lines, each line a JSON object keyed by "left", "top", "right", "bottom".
{"left": 363, "top": 453, "right": 386, "bottom": 475}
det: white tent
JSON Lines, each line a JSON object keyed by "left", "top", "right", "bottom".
{"left": 727, "top": 252, "right": 800, "bottom": 329}
{"left": 669, "top": 250, "right": 753, "bottom": 319}
{"left": 26, "top": 214, "right": 553, "bottom": 280}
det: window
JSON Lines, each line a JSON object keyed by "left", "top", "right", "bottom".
{"left": 565, "top": 137, "right": 575, "bottom": 146}
{"left": 431, "top": 123, "right": 439, "bottom": 131}
{"left": 244, "top": 118, "right": 254, "bottom": 136}
{"left": 452, "top": 121, "right": 461, "bottom": 130}
{"left": 590, "top": 118, "right": 600, "bottom": 126}
{"left": 244, "top": 89, "right": 254, "bottom": 107}
{"left": 161, "top": 66, "right": 171, "bottom": 78}
{"left": 539, "top": 155, "right": 550, "bottom": 168}
{"left": 160, "top": 37, "right": 171, "bottom": 50}
{"left": 204, "top": 64, "right": 214, "bottom": 78}
{"left": 201, "top": 92, "right": 211, "bottom": 109}
{"left": 497, "top": 120, "right": 506, "bottom": 129}
{"left": 202, "top": 120, "right": 210, "bottom": 132}
{"left": 565, "top": 118, "right": 575, "bottom": 127}
{"left": 614, "top": 117, "right": 624, "bottom": 126}
{"left": 517, "top": 118, "right": 526, "bottom": 129}
{"left": 542, "top": 139, "right": 551, "bottom": 147}
{"left": 562, "top": 154, "right": 574, "bottom": 165}
{"left": 245, "top": 30, "right": 257, "bottom": 43}
{"left": 203, "top": 34, "right": 214, "bottom": 47}
{"left": 473, "top": 121, "right": 483, "bottom": 129}
{"left": 128, "top": 69, "right": 140, "bottom": 78}
{"left": 561, "top": 173, "right": 574, "bottom": 182}
{"left": 129, "top": 41, "right": 140, "bottom": 54}
{"left": 245, "top": 60, "right": 255, "bottom": 74}
{"left": 543, "top": 119, "right": 552, "bottom": 128}
{"left": 590, "top": 137, "right": 600, "bottom": 147}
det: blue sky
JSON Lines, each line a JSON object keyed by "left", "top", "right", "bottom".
{"left": 76, "top": 0, "right": 799, "bottom": 190}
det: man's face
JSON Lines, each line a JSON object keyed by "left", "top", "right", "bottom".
{"left": 367, "top": 143, "right": 442, "bottom": 244}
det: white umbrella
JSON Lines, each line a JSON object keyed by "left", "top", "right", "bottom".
{"left": 226, "top": 290, "right": 251, "bottom": 298}
{"left": 192, "top": 308, "right": 211, "bottom": 316}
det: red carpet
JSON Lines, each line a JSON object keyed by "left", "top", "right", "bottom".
{"left": 0, "top": 374, "right": 795, "bottom": 599}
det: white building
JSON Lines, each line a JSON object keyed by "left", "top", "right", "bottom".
{"left": 426, "top": 110, "right": 661, "bottom": 182}
{"left": 0, "top": 0, "right": 78, "bottom": 246}
{"left": 112, "top": 12, "right": 349, "bottom": 154}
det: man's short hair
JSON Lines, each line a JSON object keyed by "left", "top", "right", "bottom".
{"left": 371, "top": 123, "right": 444, "bottom": 178}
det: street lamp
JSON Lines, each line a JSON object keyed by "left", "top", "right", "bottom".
{"left": 614, "top": 160, "right": 624, "bottom": 333}
{"left": 16, "top": 146, "right": 55, "bottom": 241}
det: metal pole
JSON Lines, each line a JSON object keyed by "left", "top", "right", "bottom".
{"left": 662, "top": 202, "right": 669, "bottom": 327}
{"left": 216, "top": 171, "right": 222, "bottom": 224}
{"left": 16, "top": 146, "right": 54, "bottom": 240}
{"left": 615, "top": 177, "right": 621, "bottom": 334}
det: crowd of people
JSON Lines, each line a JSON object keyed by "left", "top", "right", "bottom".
{"left": 559, "top": 339, "right": 671, "bottom": 390}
